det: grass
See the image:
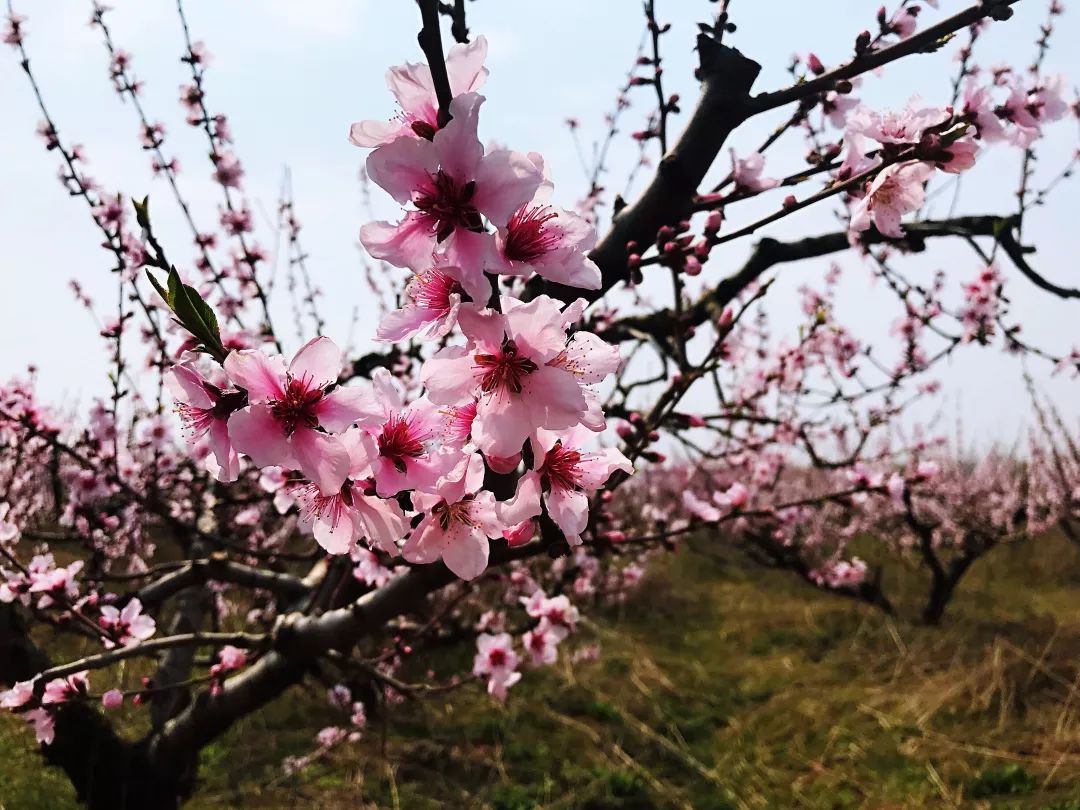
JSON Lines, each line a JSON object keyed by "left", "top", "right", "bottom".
{"left": 5, "top": 532, "right": 1080, "bottom": 808}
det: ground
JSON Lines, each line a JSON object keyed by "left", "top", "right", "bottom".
{"left": 4, "top": 532, "right": 1080, "bottom": 809}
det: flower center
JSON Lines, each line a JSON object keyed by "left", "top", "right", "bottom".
{"left": 540, "top": 441, "right": 583, "bottom": 492}
{"left": 504, "top": 205, "right": 561, "bottom": 263}
{"left": 409, "top": 268, "right": 462, "bottom": 312}
{"left": 488, "top": 648, "right": 507, "bottom": 667}
{"left": 414, "top": 170, "right": 484, "bottom": 242}
{"left": 432, "top": 495, "right": 476, "bottom": 531}
{"left": 378, "top": 414, "right": 426, "bottom": 473}
{"left": 269, "top": 376, "right": 323, "bottom": 435}
{"left": 474, "top": 339, "right": 538, "bottom": 395}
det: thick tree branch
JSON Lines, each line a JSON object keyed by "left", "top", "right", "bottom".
{"left": 0, "top": 603, "right": 159, "bottom": 809}
{"left": 417, "top": 0, "right": 453, "bottom": 127}
{"left": 136, "top": 556, "right": 309, "bottom": 609}
{"left": 546, "top": 33, "right": 762, "bottom": 303}
{"left": 598, "top": 215, "right": 1019, "bottom": 345}
{"left": 546, "top": 0, "right": 1022, "bottom": 307}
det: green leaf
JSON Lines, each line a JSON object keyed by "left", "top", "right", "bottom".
{"left": 145, "top": 269, "right": 171, "bottom": 307}
{"left": 132, "top": 196, "right": 151, "bottom": 231}
{"left": 167, "top": 268, "right": 224, "bottom": 359}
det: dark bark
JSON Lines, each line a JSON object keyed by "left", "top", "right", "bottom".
{"left": 0, "top": 604, "right": 186, "bottom": 809}
{"left": 598, "top": 215, "right": 1018, "bottom": 345}
{"left": 545, "top": 34, "right": 762, "bottom": 304}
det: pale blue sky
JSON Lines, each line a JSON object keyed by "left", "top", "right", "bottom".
{"left": 1, "top": 0, "right": 1078, "bottom": 444}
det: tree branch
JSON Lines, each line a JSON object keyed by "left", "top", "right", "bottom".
{"left": 748, "top": 0, "right": 1022, "bottom": 117}
{"left": 598, "top": 214, "right": 1019, "bottom": 344}
{"left": 417, "top": 0, "right": 453, "bottom": 127}
{"left": 35, "top": 632, "right": 267, "bottom": 683}
{"left": 545, "top": 32, "right": 762, "bottom": 303}
{"left": 136, "top": 556, "right": 310, "bottom": 609}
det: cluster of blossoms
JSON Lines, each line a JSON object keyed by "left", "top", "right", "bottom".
{"left": 838, "top": 73, "right": 1069, "bottom": 240}
{"left": 165, "top": 37, "right": 631, "bottom": 585}
{"left": 1, "top": 672, "right": 89, "bottom": 745}
{"left": 472, "top": 589, "right": 581, "bottom": 701}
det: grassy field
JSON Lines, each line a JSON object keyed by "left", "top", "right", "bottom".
{"left": 5, "top": 532, "right": 1080, "bottom": 809}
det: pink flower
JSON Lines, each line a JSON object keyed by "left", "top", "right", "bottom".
{"left": 28, "top": 559, "right": 83, "bottom": 609}
{"left": 351, "top": 368, "right": 463, "bottom": 497}
{"left": 887, "top": 473, "right": 906, "bottom": 508}
{"left": 499, "top": 428, "right": 632, "bottom": 546}
{"left": 209, "top": 645, "right": 247, "bottom": 694}
{"left": 225, "top": 337, "right": 369, "bottom": 493}
{"left": 359, "top": 93, "right": 543, "bottom": 278}
{"left": 889, "top": 7, "right": 919, "bottom": 39}
{"left": 0, "top": 502, "right": 19, "bottom": 544}
{"left": 849, "top": 162, "right": 934, "bottom": 239}
{"left": 522, "top": 627, "right": 559, "bottom": 667}
{"left": 835, "top": 131, "right": 880, "bottom": 181}
{"left": 316, "top": 726, "right": 349, "bottom": 748}
{"left": 295, "top": 428, "right": 409, "bottom": 556}
{"left": 823, "top": 89, "right": 860, "bottom": 129}
{"left": 916, "top": 460, "right": 940, "bottom": 481}
{"left": 0, "top": 679, "right": 36, "bottom": 709}
{"left": 42, "top": 672, "right": 89, "bottom": 705}
{"left": 402, "top": 454, "right": 502, "bottom": 580}
{"left": 961, "top": 81, "right": 1006, "bottom": 142}
{"left": 502, "top": 518, "right": 536, "bottom": 547}
{"left": 421, "top": 296, "right": 620, "bottom": 457}
{"left": 1, "top": 678, "right": 58, "bottom": 745}
{"left": 212, "top": 151, "right": 243, "bottom": 188}
{"left": 521, "top": 591, "right": 579, "bottom": 640}
{"left": 27, "top": 710, "right": 55, "bottom": 746}
{"left": 472, "top": 632, "right": 521, "bottom": 702}
{"left": 3, "top": 13, "right": 26, "bottom": 47}
{"left": 349, "top": 35, "right": 489, "bottom": 147}
{"left": 933, "top": 136, "right": 978, "bottom": 174}
{"left": 730, "top": 150, "right": 779, "bottom": 194}
{"left": 351, "top": 547, "right": 394, "bottom": 587}
{"left": 101, "top": 689, "right": 124, "bottom": 710}
{"left": 846, "top": 100, "right": 948, "bottom": 146}
{"left": 376, "top": 265, "right": 490, "bottom": 342}
{"left": 683, "top": 490, "right": 721, "bottom": 522}
{"left": 164, "top": 362, "right": 241, "bottom": 482}
{"left": 721, "top": 481, "right": 749, "bottom": 510}
{"left": 98, "top": 598, "right": 156, "bottom": 648}
{"left": 490, "top": 200, "right": 601, "bottom": 290}
{"left": 811, "top": 558, "right": 868, "bottom": 589}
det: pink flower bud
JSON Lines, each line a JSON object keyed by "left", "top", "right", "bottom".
{"left": 705, "top": 211, "right": 723, "bottom": 232}
{"left": 725, "top": 482, "right": 749, "bottom": 509}
{"left": 102, "top": 689, "right": 124, "bottom": 710}
{"left": 502, "top": 519, "right": 536, "bottom": 548}
{"left": 684, "top": 256, "right": 702, "bottom": 276}
{"left": 603, "top": 531, "right": 627, "bottom": 543}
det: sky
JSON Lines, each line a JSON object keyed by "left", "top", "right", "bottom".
{"left": 1, "top": 0, "right": 1078, "bottom": 447}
